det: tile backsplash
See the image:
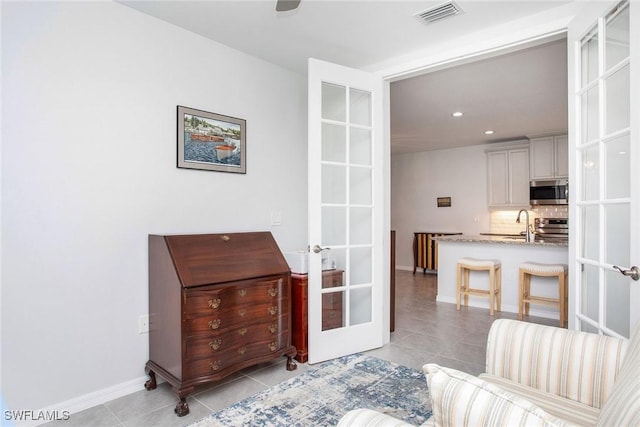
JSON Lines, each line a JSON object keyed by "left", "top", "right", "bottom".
{"left": 490, "top": 206, "right": 568, "bottom": 234}
{"left": 533, "top": 205, "right": 569, "bottom": 218}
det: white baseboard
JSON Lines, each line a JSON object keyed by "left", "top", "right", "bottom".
{"left": 436, "top": 296, "right": 559, "bottom": 321}
{"left": 14, "top": 375, "right": 150, "bottom": 427}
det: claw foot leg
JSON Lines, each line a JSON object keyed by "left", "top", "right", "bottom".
{"left": 174, "top": 398, "right": 189, "bottom": 417}
{"left": 144, "top": 370, "right": 157, "bottom": 390}
{"left": 286, "top": 355, "right": 297, "bottom": 371}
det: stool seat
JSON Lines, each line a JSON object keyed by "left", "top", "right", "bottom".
{"left": 458, "top": 257, "right": 501, "bottom": 268}
{"left": 519, "top": 262, "right": 568, "bottom": 327}
{"left": 520, "top": 262, "right": 567, "bottom": 274}
{"left": 457, "top": 258, "right": 502, "bottom": 316}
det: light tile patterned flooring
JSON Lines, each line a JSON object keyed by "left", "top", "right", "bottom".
{"left": 43, "top": 270, "right": 557, "bottom": 427}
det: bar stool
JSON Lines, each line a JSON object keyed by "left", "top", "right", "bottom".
{"left": 456, "top": 258, "right": 502, "bottom": 315}
{"left": 518, "top": 262, "right": 568, "bottom": 327}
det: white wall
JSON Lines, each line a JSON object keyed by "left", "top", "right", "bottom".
{"left": 1, "top": 1, "right": 307, "bottom": 412}
{"left": 391, "top": 144, "right": 493, "bottom": 270}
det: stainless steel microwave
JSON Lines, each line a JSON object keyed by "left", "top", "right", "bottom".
{"left": 530, "top": 179, "right": 568, "bottom": 205}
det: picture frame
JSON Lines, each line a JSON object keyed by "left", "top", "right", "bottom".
{"left": 437, "top": 197, "right": 451, "bottom": 207}
{"left": 177, "top": 105, "right": 246, "bottom": 173}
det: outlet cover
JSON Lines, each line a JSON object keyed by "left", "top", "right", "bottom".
{"left": 138, "top": 314, "right": 150, "bottom": 334}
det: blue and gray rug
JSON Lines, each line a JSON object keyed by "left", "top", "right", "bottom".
{"left": 190, "top": 354, "right": 432, "bottom": 427}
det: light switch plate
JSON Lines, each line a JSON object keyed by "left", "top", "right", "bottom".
{"left": 270, "top": 211, "right": 282, "bottom": 226}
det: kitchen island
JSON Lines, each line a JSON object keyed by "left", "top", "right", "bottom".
{"left": 435, "top": 235, "right": 568, "bottom": 320}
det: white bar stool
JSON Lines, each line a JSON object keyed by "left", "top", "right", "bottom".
{"left": 456, "top": 257, "right": 502, "bottom": 315}
{"left": 518, "top": 262, "right": 568, "bottom": 327}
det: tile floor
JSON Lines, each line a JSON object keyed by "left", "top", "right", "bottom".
{"left": 43, "top": 270, "right": 557, "bottom": 427}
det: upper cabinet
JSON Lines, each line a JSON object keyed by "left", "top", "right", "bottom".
{"left": 487, "top": 142, "right": 530, "bottom": 208}
{"left": 529, "top": 134, "right": 568, "bottom": 179}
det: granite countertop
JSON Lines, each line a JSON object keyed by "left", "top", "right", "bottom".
{"left": 435, "top": 234, "right": 568, "bottom": 247}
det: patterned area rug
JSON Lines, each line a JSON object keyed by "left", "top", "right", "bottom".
{"left": 190, "top": 354, "right": 432, "bottom": 427}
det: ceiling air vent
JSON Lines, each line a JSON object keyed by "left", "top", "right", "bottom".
{"left": 414, "top": 1, "right": 463, "bottom": 24}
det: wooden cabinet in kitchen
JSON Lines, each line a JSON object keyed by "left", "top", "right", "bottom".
{"left": 529, "top": 134, "right": 568, "bottom": 179}
{"left": 145, "top": 232, "right": 297, "bottom": 416}
{"left": 487, "top": 142, "right": 530, "bottom": 208}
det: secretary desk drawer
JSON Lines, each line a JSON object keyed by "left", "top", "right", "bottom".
{"left": 185, "top": 299, "right": 289, "bottom": 336}
{"left": 184, "top": 276, "right": 288, "bottom": 318}
{"left": 187, "top": 333, "right": 290, "bottom": 379}
{"left": 185, "top": 319, "right": 289, "bottom": 361}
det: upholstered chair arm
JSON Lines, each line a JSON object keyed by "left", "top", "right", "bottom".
{"left": 484, "top": 319, "right": 628, "bottom": 408}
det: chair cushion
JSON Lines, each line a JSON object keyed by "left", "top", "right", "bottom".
{"left": 519, "top": 262, "right": 567, "bottom": 274}
{"left": 597, "top": 322, "right": 640, "bottom": 426}
{"left": 458, "top": 257, "right": 500, "bottom": 268}
{"left": 423, "top": 364, "right": 575, "bottom": 427}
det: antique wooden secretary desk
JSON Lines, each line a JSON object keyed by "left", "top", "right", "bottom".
{"left": 145, "top": 232, "right": 297, "bottom": 416}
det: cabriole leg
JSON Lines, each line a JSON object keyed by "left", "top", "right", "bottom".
{"left": 174, "top": 398, "right": 189, "bottom": 417}
{"left": 144, "top": 370, "right": 157, "bottom": 391}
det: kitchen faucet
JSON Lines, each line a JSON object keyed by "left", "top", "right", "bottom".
{"left": 516, "top": 209, "right": 532, "bottom": 242}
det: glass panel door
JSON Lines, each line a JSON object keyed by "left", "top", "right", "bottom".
{"left": 572, "top": 0, "right": 637, "bottom": 338}
{"left": 308, "top": 59, "right": 384, "bottom": 363}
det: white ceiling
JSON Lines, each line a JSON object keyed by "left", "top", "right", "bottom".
{"left": 120, "top": 0, "right": 571, "bottom": 154}
{"left": 391, "top": 37, "right": 568, "bottom": 154}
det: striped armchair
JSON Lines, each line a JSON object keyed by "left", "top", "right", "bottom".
{"left": 338, "top": 319, "right": 640, "bottom": 427}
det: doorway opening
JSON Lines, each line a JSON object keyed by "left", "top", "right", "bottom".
{"left": 388, "top": 32, "right": 569, "bottom": 322}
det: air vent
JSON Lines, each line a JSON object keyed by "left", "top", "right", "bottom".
{"left": 414, "top": 1, "right": 463, "bottom": 24}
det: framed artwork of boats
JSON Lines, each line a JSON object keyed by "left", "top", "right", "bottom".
{"left": 177, "top": 105, "right": 246, "bottom": 173}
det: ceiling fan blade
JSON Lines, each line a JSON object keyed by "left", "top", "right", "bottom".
{"left": 276, "top": 0, "right": 301, "bottom": 12}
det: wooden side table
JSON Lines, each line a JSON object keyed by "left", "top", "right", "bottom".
{"left": 291, "top": 269, "right": 344, "bottom": 363}
{"left": 413, "top": 232, "right": 462, "bottom": 274}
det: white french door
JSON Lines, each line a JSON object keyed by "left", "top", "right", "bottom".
{"left": 307, "top": 58, "right": 385, "bottom": 363}
{"left": 569, "top": 0, "right": 639, "bottom": 338}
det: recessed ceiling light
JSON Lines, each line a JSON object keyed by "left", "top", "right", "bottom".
{"left": 452, "top": 111, "right": 463, "bottom": 117}
{"left": 484, "top": 130, "right": 494, "bottom": 135}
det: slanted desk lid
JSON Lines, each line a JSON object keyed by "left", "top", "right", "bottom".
{"left": 160, "top": 232, "right": 290, "bottom": 288}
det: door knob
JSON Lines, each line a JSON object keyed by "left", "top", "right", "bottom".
{"left": 312, "top": 245, "right": 329, "bottom": 254}
{"left": 613, "top": 265, "right": 640, "bottom": 281}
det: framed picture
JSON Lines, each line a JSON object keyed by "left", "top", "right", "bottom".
{"left": 437, "top": 197, "right": 451, "bottom": 207}
{"left": 177, "top": 105, "right": 246, "bottom": 173}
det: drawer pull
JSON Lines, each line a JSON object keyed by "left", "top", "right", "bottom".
{"left": 208, "top": 298, "right": 221, "bottom": 309}
{"left": 268, "top": 288, "right": 278, "bottom": 297}
{"left": 209, "top": 339, "right": 222, "bottom": 351}
{"left": 238, "top": 308, "right": 247, "bottom": 317}
{"left": 220, "top": 235, "right": 230, "bottom": 242}
{"left": 238, "top": 346, "right": 247, "bottom": 355}
{"left": 209, "top": 361, "right": 221, "bottom": 371}
{"left": 269, "top": 323, "right": 278, "bottom": 333}
{"left": 268, "top": 342, "right": 278, "bottom": 352}
{"left": 268, "top": 306, "right": 278, "bottom": 315}
{"left": 208, "top": 319, "right": 221, "bottom": 330}
{"left": 238, "top": 289, "right": 247, "bottom": 297}
{"left": 238, "top": 327, "right": 248, "bottom": 336}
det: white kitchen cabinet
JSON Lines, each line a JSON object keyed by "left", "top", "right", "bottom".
{"left": 487, "top": 144, "right": 530, "bottom": 208}
{"left": 529, "top": 134, "right": 568, "bottom": 179}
